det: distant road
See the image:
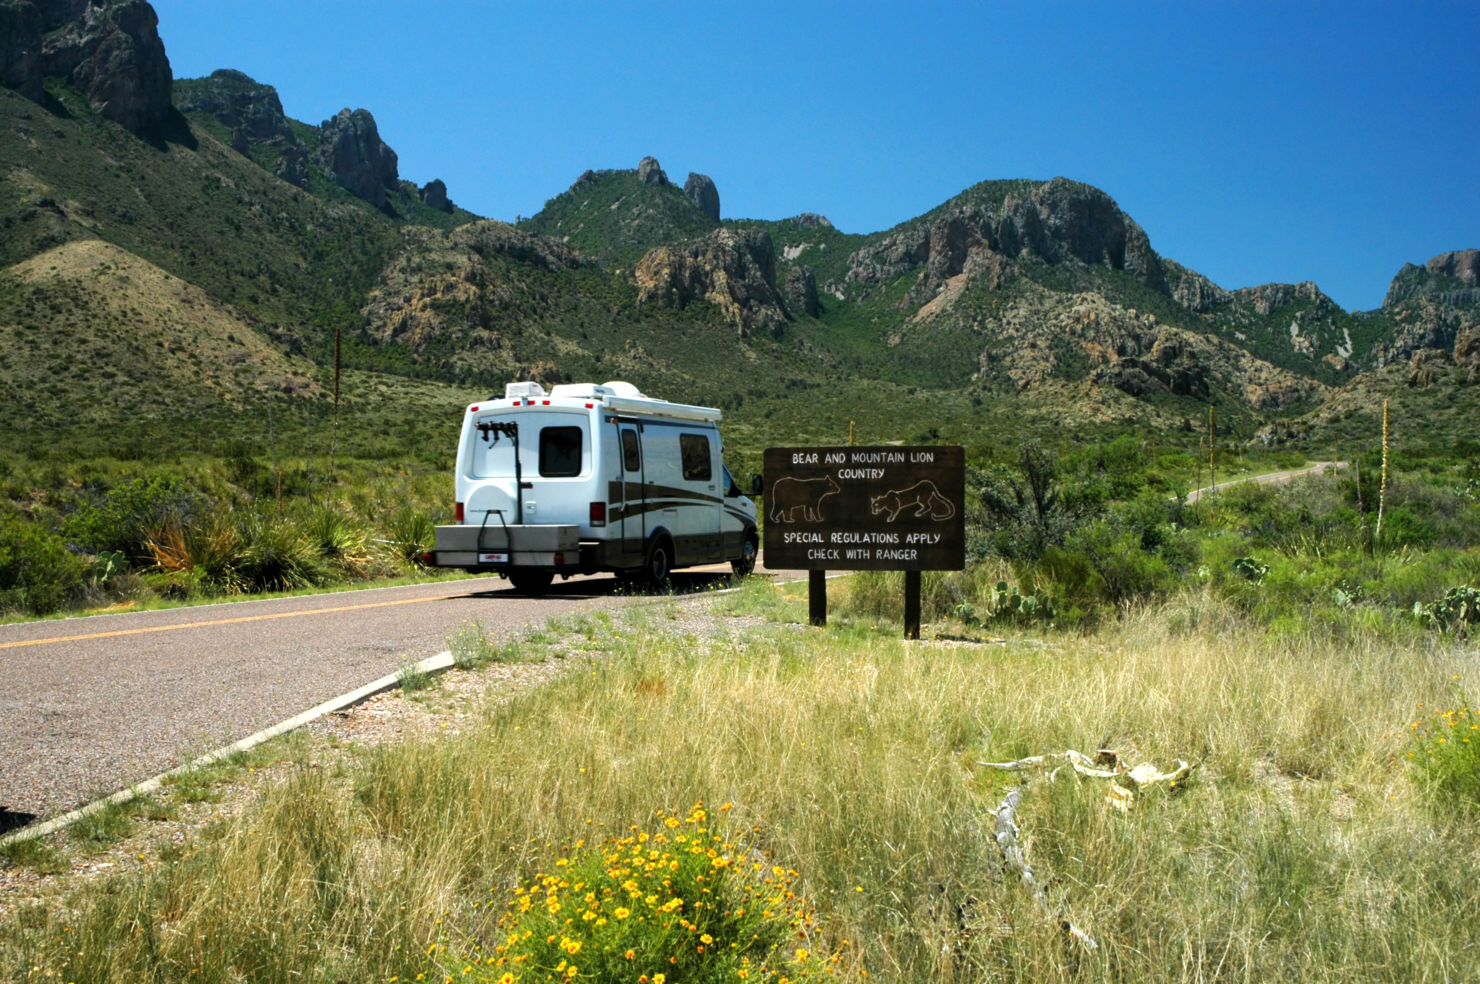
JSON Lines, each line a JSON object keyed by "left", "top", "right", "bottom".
{"left": 1184, "top": 460, "right": 1346, "bottom": 505}
{"left": 0, "top": 566, "right": 756, "bottom": 823}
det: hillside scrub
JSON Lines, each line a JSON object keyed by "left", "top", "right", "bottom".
{"left": 0, "top": 448, "right": 454, "bottom": 618}
{"left": 961, "top": 442, "right": 1480, "bottom": 633}
{"left": 4, "top": 584, "right": 1479, "bottom": 981}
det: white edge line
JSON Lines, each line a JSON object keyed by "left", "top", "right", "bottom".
{"left": 0, "top": 650, "right": 456, "bottom": 847}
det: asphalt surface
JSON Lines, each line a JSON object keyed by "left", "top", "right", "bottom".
{"left": 0, "top": 567, "right": 749, "bottom": 823}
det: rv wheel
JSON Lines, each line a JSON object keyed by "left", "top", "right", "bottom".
{"left": 644, "top": 536, "right": 673, "bottom": 590}
{"left": 732, "top": 536, "right": 758, "bottom": 577}
{"left": 508, "top": 570, "right": 553, "bottom": 596}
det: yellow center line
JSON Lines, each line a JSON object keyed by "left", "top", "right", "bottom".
{"left": 0, "top": 594, "right": 461, "bottom": 651}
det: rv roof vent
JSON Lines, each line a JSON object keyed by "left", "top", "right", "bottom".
{"left": 504, "top": 381, "right": 547, "bottom": 400}
{"left": 601, "top": 380, "right": 646, "bottom": 399}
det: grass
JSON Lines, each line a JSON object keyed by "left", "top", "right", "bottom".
{"left": 3, "top": 577, "right": 1479, "bottom": 982}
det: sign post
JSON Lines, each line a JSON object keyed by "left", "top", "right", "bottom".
{"left": 763, "top": 445, "right": 965, "bottom": 637}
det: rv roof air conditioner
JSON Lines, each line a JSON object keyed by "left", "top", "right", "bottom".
{"left": 503, "top": 381, "right": 548, "bottom": 400}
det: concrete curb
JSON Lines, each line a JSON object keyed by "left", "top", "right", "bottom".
{"left": 0, "top": 650, "right": 456, "bottom": 847}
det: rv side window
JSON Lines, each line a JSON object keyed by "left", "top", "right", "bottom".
{"left": 539, "top": 426, "right": 583, "bottom": 477}
{"left": 622, "top": 429, "right": 641, "bottom": 472}
{"left": 679, "top": 433, "right": 712, "bottom": 482}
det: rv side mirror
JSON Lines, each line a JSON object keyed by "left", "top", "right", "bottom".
{"left": 750, "top": 474, "right": 763, "bottom": 496}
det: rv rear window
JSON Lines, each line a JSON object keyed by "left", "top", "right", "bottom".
{"left": 680, "top": 433, "right": 712, "bottom": 481}
{"left": 539, "top": 426, "right": 583, "bottom": 477}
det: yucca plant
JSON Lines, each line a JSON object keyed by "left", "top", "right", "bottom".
{"left": 144, "top": 517, "right": 245, "bottom": 595}
{"left": 232, "top": 511, "right": 330, "bottom": 592}
{"left": 386, "top": 505, "right": 436, "bottom": 569}
{"left": 295, "top": 503, "right": 380, "bottom": 578}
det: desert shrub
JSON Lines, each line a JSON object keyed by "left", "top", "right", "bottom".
{"left": 1377, "top": 506, "right": 1437, "bottom": 548}
{"left": 0, "top": 511, "right": 86, "bottom": 614}
{"left": 63, "top": 474, "right": 206, "bottom": 564}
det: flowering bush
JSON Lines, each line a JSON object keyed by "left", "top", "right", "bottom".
{"left": 440, "top": 804, "right": 849, "bottom": 983}
{"left": 1405, "top": 694, "right": 1480, "bottom": 813}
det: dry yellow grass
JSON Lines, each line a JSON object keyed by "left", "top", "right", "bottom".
{"left": 3, "top": 582, "right": 1477, "bottom": 982}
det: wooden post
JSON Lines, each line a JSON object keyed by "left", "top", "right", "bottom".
{"left": 809, "top": 570, "right": 827, "bottom": 627}
{"left": 1375, "top": 398, "right": 1390, "bottom": 542}
{"left": 1208, "top": 405, "right": 1216, "bottom": 504}
{"left": 904, "top": 570, "right": 921, "bottom": 640}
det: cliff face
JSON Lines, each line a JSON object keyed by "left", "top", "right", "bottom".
{"left": 317, "top": 108, "right": 400, "bottom": 210}
{"left": 1374, "top": 249, "right": 1480, "bottom": 379}
{"left": 1, "top": 0, "right": 172, "bottom": 133}
{"left": 634, "top": 228, "right": 789, "bottom": 338}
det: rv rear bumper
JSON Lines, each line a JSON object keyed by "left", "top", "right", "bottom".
{"left": 429, "top": 523, "right": 582, "bottom": 571}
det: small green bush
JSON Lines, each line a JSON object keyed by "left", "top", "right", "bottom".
{"left": 62, "top": 474, "right": 204, "bottom": 564}
{"left": 0, "top": 511, "right": 86, "bottom": 614}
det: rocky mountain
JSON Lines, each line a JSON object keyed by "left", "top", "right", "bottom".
{"left": 1, "top": 0, "right": 172, "bottom": 132}
{"left": 1, "top": 0, "right": 1475, "bottom": 457}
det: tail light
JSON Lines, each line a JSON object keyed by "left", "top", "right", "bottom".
{"left": 455, "top": 501, "right": 465, "bottom": 523}
{"left": 589, "top": 501, "right": 607, "bottom": 526}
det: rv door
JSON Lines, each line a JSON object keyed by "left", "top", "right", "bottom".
{"left": 619, "top": 423, "right": 645, "bottom": 563}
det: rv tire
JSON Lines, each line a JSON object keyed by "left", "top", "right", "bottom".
{"left": 644, "top": 536, "right": 673, "bottom": 590}
{"left": 508, "top": 570, "right": 554, "bottom": 596}
{"left": 732, "top": 535, "right": 758, "bottom": 577}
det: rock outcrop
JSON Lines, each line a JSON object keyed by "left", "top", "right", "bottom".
{"left": 634, "top": 228, "right": 788, "bottom": 337}
{"left": 786, "top": 213, "right": 834, "bottom": 229}
{"left": 363, "top": 221, "right": 581, "bottom": 350}
{"left": 1428, "top": 249, "right": 1480, "bottom": 286}
{"left": 783, "top": 265, "right": 820, "bottom": 318}
{"left": 846, "top": 178, "right": 1166, "bottom": 306}
{"left": 175, "top": 69, "right": 310, "bottom": 184}
{"left": 1169, "top": 264, "right": 1233, "bottom": 314}
{"left": 637, "top": 156, "right": 668, "bottom": 185}
{"left": 175, "top": 69, "right": 295, "bottom": 145}
{"left": 273, "top": 145, "right": 309, "bottom": 189}
{"left": 2, "top": 0, "right": 172, "bottom": 133}
{"left": 683, "top": 172, "right": 720, "bottom": 222}
{"left": 1374, "top": 250, "right": 1480, "bottom": 369}
{"left": 317, "top": 107, "right": 399, "bottom": 209}
{"left": 419, "top": 178, "right": 452, "bottom": 213}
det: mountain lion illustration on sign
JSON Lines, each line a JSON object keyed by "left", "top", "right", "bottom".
{"left": 870, "top": 480, "right": 956, "bottom": 522}
{"left": 768, "top": 475, "right": 840, "bottom": 523}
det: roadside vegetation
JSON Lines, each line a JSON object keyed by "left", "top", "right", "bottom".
{"left": 3, "top": 561, "right": 1478, "bottom": 981}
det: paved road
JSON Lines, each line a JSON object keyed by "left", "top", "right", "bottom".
{"left": 0, "top": 567, "right": 749, "bottom": 824}
{"left": 1184, "top": 460, "right": 1346, "bottom": 504}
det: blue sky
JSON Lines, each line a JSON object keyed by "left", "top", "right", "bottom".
{"left": 151, "top": 1, "right": 1476, "bottom": 312}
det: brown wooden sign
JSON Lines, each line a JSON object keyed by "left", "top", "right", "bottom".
{"left": 763, "top": 445, "right": 965, "bottom": 571}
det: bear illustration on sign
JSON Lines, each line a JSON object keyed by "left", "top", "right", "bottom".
{"left": 870, "top": 480, "right": 956, "bottom": 522}
{"left": 768, "top": 475, "right": 840, "bottom": 523}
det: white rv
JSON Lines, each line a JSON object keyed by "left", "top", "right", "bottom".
{"left": 429, "top": 381, "right": 759, "bottom": 594}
